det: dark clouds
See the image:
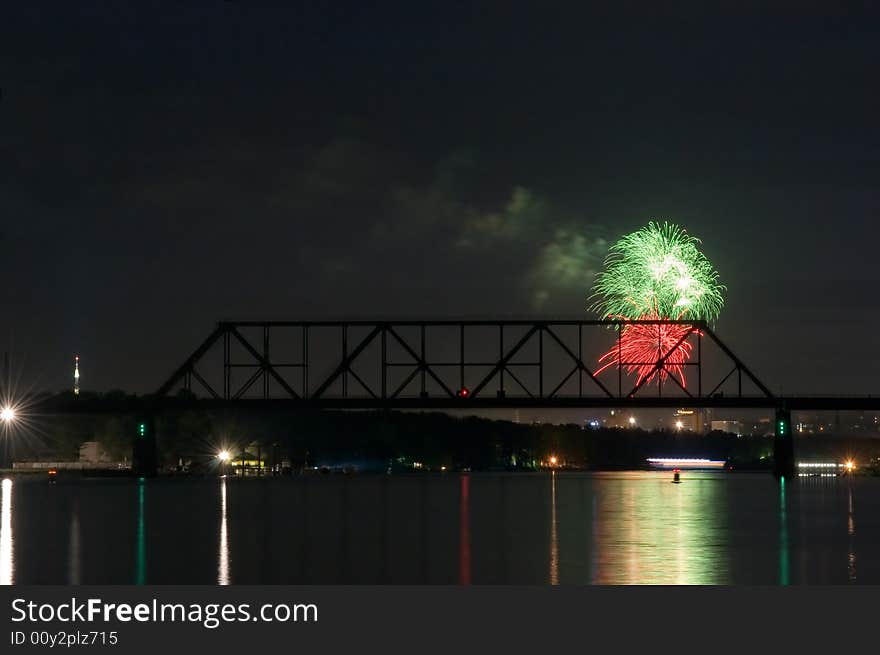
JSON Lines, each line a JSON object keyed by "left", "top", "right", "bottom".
{"left": 3, "top": 3, "right": 880, "bottom": 394}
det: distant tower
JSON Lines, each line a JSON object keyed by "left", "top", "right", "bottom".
{"left": 74, "top": 356, "right": 80, "bottom": 396}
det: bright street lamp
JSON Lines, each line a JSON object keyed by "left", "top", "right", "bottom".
{"left": 0, "top": 407, "right": 14, "bottom": 423}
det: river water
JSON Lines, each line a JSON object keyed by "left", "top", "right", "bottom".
{"left": 0, "top": 471, "right": 876, "bottom": 584}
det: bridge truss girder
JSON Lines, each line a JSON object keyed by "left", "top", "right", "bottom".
{"left": 155, "top": 320, "right": 773, "bottom": 405}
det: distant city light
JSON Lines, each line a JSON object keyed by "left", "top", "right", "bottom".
{"left": 549, "top": 456, "right": 558, "bottom": 466}
{"left": 675, "top": 420, "right": 684, "bottom": 430}
{"left": 845, "top": 460, "right": 855, "bottom": 471}
{"left": 0, "top": 407, "right": 14, "bottom": 423}
{"left": 628, "top": 416, "right": 637, "bottom": 426}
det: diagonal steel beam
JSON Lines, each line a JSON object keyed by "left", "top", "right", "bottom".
{"left": 233, "top": 367, "right": 264, "bottom": 400}
{"left": 155, "top": 324, "right": 227, "bottom": 397}
{"left": 543, "top": 325, "right": 614, "bottom": 398}
{"left": 386, "top": 325, "right": 456, "bottom": 398}
{"left": 189, "top": 366, "right": 221, "bottom": 400}
{"left": 708, "top": 365, "right": 738, "bottom": 397}
{"left": 503, "top": 365, "right": 535, "bottom": 398}
{"left": 229, "top": 327, "right": 300, "bottom": 399}
{"left": 662, "top": 366, "right": 693, "bottom": 398}
{"left": 702, "top": 326, "right": 774, "bottom": 398}
{"left": 548, "top": 365, "right": 579, "bottom": 398}
{"left": 312, "top": 325, "right": 383, "bottom": 399}
{"left": 470, "top": 326, "right": 539, "bottom": 398}
{"left": 625, "top": 325, "right": 696, "bottom": 398}
{"left": 347, "top": 367, "right": 379, "bottom": 399}
{"left": 390, "top": 365, "right": 421, "bottom": 399}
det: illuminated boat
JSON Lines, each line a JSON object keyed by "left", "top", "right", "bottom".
{"left": 646, "top": 457, "right": 726, "bottom": 470}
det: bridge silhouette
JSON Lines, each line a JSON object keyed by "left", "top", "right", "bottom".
{"left": 30, "top": 318, "right": 880, "bottom": 477}
{"left": 157, "top": 319, "right": 770, "bottom": 405}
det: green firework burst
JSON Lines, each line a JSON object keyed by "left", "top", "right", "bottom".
{"left": 591, "top": 221, "right": 725, "bottom": 322}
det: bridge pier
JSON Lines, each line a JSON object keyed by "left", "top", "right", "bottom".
{"left": 132, "top": 416, "right": 158, "bottom": 477}
{"left": 773, "top": 407, "right": 795, "bottom": 479}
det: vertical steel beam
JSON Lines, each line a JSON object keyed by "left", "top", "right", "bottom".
{"left": 459, "top": 323, "right": 465, "bottom": 392}
{"left": 539, "top": 326, "right": 543, "bottom": 398}
{"left": 617, "top": 323, "right": 622, "bottom": 398}
{"left": 420, "top": 324, "right": 426, "bottom": 396}
{"left": 223, "top": 328, "right": 231, "bottom": 400}
{"left": 342, "top": 325, "right": 348, "bottom": 399}
{"left": 263, "top": 326, "right": 269, "bottom": 400}
{"left": 303, "top": 325, "right": 309, "bottom": 399}
{"left": 382, "top": 324, "right": 387, "bottom": 400}
{"left": 657, "top": 323, "right": 662, "bottom": 398}
{"left": 578, "top": 324, "right": 583, "bottom": 398}
{"left": 499, "top": 324, "right": 505, "bottom": 396}
{"left": 697, "top": 330, "right": 702, "bottom": 399}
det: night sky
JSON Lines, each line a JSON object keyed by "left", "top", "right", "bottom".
{"left": 3, "top": 3, "right": 880, "bottom": 395}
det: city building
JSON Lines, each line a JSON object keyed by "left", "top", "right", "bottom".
{"left": 710, "top": 420, "right": 743, "bottom": 436}
{"left": 673, "top": 408, "right": 701, "bottom": 432}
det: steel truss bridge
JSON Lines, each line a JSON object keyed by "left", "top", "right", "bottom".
{"left": 152, "top": 319, "right": 775, "bottom": 407}
{"left": 30, "top": 318, "right": 880, "bottom": 477}
{"left": 30, "top": 318, "right": 880, "bottom": 411}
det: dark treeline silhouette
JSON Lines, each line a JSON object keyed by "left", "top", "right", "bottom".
{"left": 10, "top": 397, "right": 880, "bottom": 472}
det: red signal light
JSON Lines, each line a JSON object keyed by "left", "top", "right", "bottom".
{"left": 458, "top": 387, "right": 470, "bottom": 398}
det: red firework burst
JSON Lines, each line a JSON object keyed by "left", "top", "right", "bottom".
{"left": 596, "top": 313, "right": 700, "bottom": 389}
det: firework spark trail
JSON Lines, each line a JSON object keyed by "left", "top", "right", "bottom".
{"left": 591, "top": 221, "right": 722, "bottom": 389}
{"left": 591, "top": 221, "right": 725, "bottom": 323}
{"left": 595, "top": 313, "right": 699, "bottom": 389}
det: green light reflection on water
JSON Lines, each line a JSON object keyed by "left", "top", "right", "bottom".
{"left": 135, "top": 478, "right": 146, "bottom": 585}
{"left": 590, "top": 471, "right": 730, "bottom": 584}
{"left": 779, "top": 476, "right": 789, "bottom": 586}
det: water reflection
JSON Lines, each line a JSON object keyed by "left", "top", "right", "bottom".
{"left": 847, "top": 486, "right": 856, "bottom": 583}
{"left": 549, "top": 471, "right": 558, "bottom": 585}
{"left": 0, "top": 479, "right": 12, "bottom": 585}
{"left": 135, "top": 479, "right": 146, "bottom": 585}
{"left": 459, "top": 474, "right": 470, "bottom": 585}
{"left": 3, "top": 473, "right": 880, "bottom": 584}
{"left": 218, "top": 478, "right": 230, "bottom": 585}
{"left": 68, "top": 498, "right": 80, "bottom": 585}
{"left": 591, "top": 472, "right": 729, "bottom": 584}
{"left": 779, "top": 477, "right": 789, "bottom": 586}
